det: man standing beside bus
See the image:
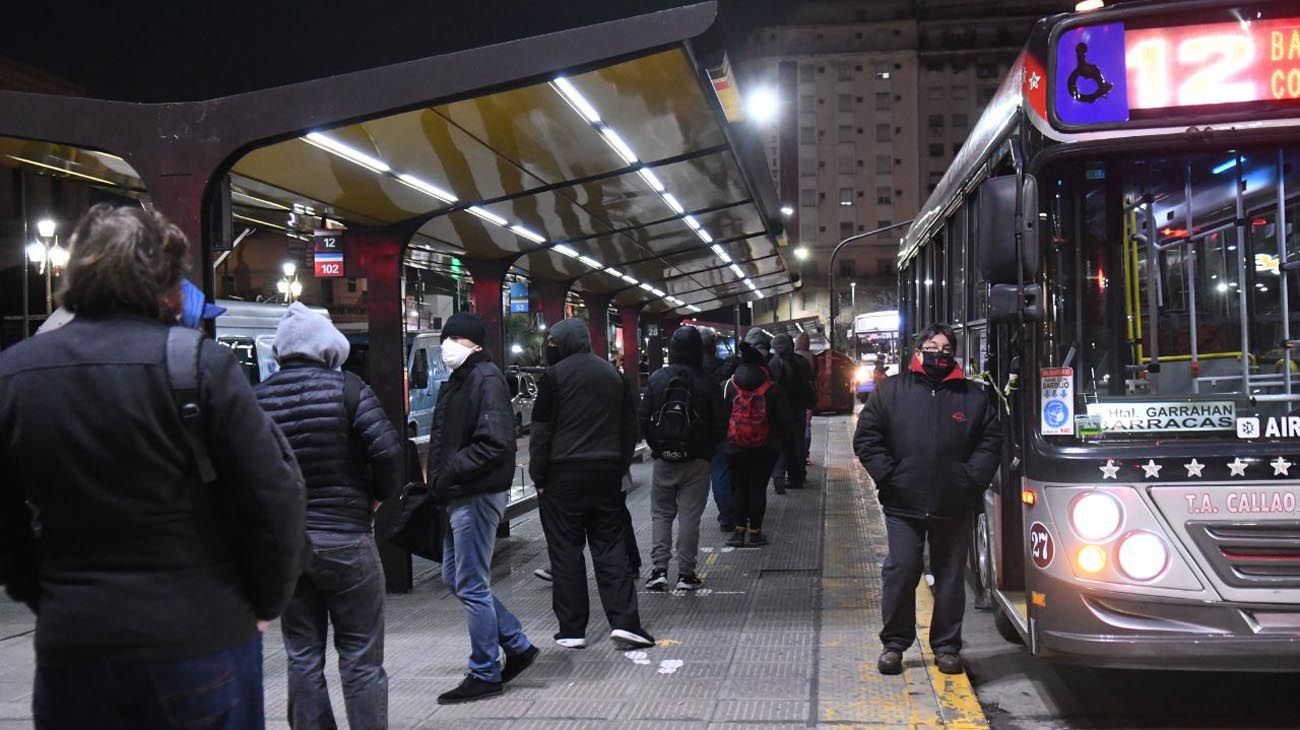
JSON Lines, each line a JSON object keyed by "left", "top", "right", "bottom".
{"left": 853, "top": 323, "right": 1000, "bottom": 676}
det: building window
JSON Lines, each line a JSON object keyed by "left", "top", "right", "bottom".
{"left": 801, "top": 188, "right": 817, "bottom": 207}
{"left": 800, "top": 125, "right": 816, "bottom": 145}
{"left": 952, "top": 113, "right": 968, "bottom": 128}
{"left": 874, "top": 92, "right": 891, "bottom": 111}
{"left": 928, "top": 114, "right": 944, "bottom": 129}
{"left": 951, "top": 85, "right": 968, "bottom": 100}
{"left": 800, "top": 94, "right": 814, "bottom": 109}
{"left": 929, "top": 143, "right": 944, "bottom": 157}
{"left": 839, "top": 188, "right": 853, "bottom": 207}
{"left": 875, "top": 154, "right": 892, "bottom": 174}
{"left": 927, "top": 85, "right": 943, "bottom": 101}
{"left": 875, "top": 123, "right": 891, "bottom": 142}
{"left": 838, "top": 94, "right": 853, "bottom": 112}
{"left": 876, "top": 185, "right": 892, "bottom": 204}
{"left": 838, "top": 258, "right": 856, "bottom": 277}
{"left": 838, "top": 154, "right": 855, "bottom": 175}
{"left": 799, "top": 64, "right": 815, "bottom": 83}
{"left": 800, "top": 222, "right": 817, "bottom": 242}
{"left": 976, "top": 62, "right": 997, "bottom": 79}
{"left": 800, "top": 155, "right": 817, "bottom": 177}
{"left": 838, "top": 124, "right": 853, "bottom": 141}
{"left": 874, "top": 62, "right": 892, "bottom": 80}
{"left": 837, "top": 64, "right": 853, "bottom": 81}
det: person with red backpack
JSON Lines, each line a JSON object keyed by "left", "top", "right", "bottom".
{"left": 722, "top": 341, "right": 796, "bottom": 547}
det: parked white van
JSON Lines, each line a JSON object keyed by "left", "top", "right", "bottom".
{"left": 215, "top": 300, "right": 331, "bottom": 384}
{"left": 407, "top": 331, "right": 450, "bottom": 438}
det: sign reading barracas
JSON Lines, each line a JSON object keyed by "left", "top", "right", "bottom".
{"left": 1086, "top": 401, "right": 1234, "bottom": 433}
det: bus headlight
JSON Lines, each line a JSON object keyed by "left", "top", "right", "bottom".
{"left": 854, "top": 365, "right": 871, "bottom": 383}
{"left": 1117, "top": 531, "right": 1168, "bottom": 581}
{"left": 1077, "top": 544, "right": 1107, "bottom": 574}
{"left": 1069, "top": 491, "right": 1123, "bottom": 542}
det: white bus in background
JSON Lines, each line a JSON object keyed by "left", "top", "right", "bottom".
{"left": 852, "top": 309, "right": 900, "bottom": 399}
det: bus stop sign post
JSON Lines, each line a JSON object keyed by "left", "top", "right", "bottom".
{"left": 827, "top": 219, "right": 913, "bottom": 353}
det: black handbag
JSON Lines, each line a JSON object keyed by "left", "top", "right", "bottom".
{"left": 386, "top": 481, "right": 445, "bottom": 562}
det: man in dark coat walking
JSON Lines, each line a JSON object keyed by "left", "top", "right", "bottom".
{"left": 769, "top": 333, "right": 815, "bottom": 490}
{"left": 853, "top": 323, "right": 1000, "bottom": 676}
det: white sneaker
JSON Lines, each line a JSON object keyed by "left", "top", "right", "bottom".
{"left": 534, "top": 567, "right": 553, "bottom": 582}
{"left": 609, "top": 628, "right": 656, "bottom": 649}
{"left": 555, "top": 636, "right": 586, "bottom": 649}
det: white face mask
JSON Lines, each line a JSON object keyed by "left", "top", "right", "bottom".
{"left": 441, "top": 339, "right": 478, "bottom": 370}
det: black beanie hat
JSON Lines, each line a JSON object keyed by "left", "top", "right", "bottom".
{"left": 441, "top": 312, "right": 487, "bottom": 347}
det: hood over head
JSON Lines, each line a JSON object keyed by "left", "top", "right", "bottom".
{"left": 549, "top": 318, "right": 591, "bottom": 361}
{"left": 733, "top": 342, "right": 769, "bottom": 389}
{"left": 796, "top": 333, "right": 811, "bottom": 351}
{"left": 772, "top": 333, "right": 794, "bottom": 356}
{"left": 273, "top": 302, "right": 350, "bottom": 369}
{"left": 743, "top": 328, "right": 772, "bottom": 354}
{"left": 668, "top": 326, "right": 704, "bottom": 367}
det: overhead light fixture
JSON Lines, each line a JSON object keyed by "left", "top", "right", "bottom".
{"left": 551, "top": 77, "right": 601, "bottom": 124}
{"left": 745, "top": 280, "right": 758, "bottom": 291}
{"left": 234, "top": 212, "right": 289, "bottom": 231}
{"left": 8, "top": 155, "right": 114, "bottom": 186}
{"left": 510, "top": 224, "right": 547, "bottom": 244}
{"left": 780, "top": 205, "right": 794, "bottom": 217}
{"left": 753, "top": 290, "right": 765, "bottom": 300}
{"left": 638, "top": 168, "right": 666, "bottom": 192}
{"left": 683, "top": 215, "right": 701, "bottom": 230}
{"left": 688, "top": 305, "right": 702, "bottom": 313}
{"left": 794, "top": 246, "right": 809, "bottom": 260}
{"left": 303, "top": 132, "right": 390, "bottom": 173}
{"left": 711, "top": 244, "right": 733, "bottom": 263}
{"left": 662, "top": 193, "right": 685, "bottom": 215}
{"left": 553, "top": 244, "right": 580, "bottom": 258}
{"left": 467, "top": 206, "right": 508, "bottom": 226}
{"left": 578, "top": 255, "right": 602, "bottom": 268}
{"left": 696, "top": 229, "right": 713, "bottom": 244}
{"left": 232, "top": 190, "right": 291, "bottom": 210}
{"left": 745, "top": 87, "right": 780, "bottom": 125}
{"left": 651, "top": 287, "right": 666, "bottom": 297}
{"left": 1212, "top": 157, "right": 1245, "bottom": 175}
{"left": 397, "top": 173, "right": 457, "bottom": 203}
{"left": 605, "top": 267, "right": 625, "bottom": 278}
{"left": 730, "top": 263, "right": 745, "bottom": 278}
{"left": 600, "top": 127, "right": 639, "bottom": 165}
{"left": 638, "top": 282, "right": 656, "bottom": 292}
{"left": 1075, "top": 0, "right": 1104, "bottom": 10}
{"left": 621, "top": 273, "right": 639, "bottom": 284}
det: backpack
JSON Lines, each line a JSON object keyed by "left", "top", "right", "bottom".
{"left": 166, "top": 328, "right": 217, "bottom": 485}
{"left": 649, "top": 367, "right": 695, "bottom": 462}
{"left": 727, "top": 378, "right": 772, "bottom": 449}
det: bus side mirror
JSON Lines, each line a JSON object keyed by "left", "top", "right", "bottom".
{"left": 977, "top": 174, "right": 1039, "bottom": 284}
{"left": 989, "top": 283, "right": 1043, "bottom": 323}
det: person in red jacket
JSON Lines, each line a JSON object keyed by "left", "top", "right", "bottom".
{"left": 852, "top": 323, "right": 1001, "bottom": 677}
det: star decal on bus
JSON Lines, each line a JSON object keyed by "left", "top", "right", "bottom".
{"left": 1227, "top": 457, "right": 1249, "bottom": 477}
{"left": 1028, "top": 71, "right": 1042, "bottom": 90}
{"left": 1099, "top": 459, "right": 1120, "bottom": 479}
{"left": 1140, "top": 459, "right": 1162, "bottom": 478}
{"left": 1270, "top": 456, "right": 1292, "bottom": 476}
{"left": 1183, "top": 459, "right": 1205, "bottom": 478}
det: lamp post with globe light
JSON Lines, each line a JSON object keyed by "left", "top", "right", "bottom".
{"left": 276, "top": 260, "right": 303, "bottom": 303}
{"left": 25, "top": 218, "right": 68, "bottom": 315}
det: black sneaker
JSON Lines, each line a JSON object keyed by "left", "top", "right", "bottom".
{"left": 746, "top": 531, "right": 768, "bottom": 547}
{"left": 610, "top": 627, "right": 656, "bottom": 649}
{"left": 676, "top": 573, "right": 703, "bottom": 590}
{"left": 437, "top": 674, "right": 503, "bottom": 704}
{"left": 877, "top": 650, "right": 903, "bottom": 675}
{"left": 644, "top": 568, "right": 668, "bottom": 591}
{"left": 501, "top": 645, "right": 539, "bottom": 683}
{"left": 726, "top": 530, "right": 747, "bottom": 547}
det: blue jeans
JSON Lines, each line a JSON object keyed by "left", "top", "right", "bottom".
{"left": 282, "top": 531, "right": 386, "bottom": 730}
{"left": 443, "top": 491, "right": 531, "bottom": 682}
{"left": 710, "top": 451, "right": 733, "bottom": 528}
{"left": 34, "top": 636, "right": 263, "bottom": 730}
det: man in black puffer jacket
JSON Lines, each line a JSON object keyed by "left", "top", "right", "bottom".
{"left": 639, "top": 326, "right": 726, "bottom": 591}
{"left": 255, "top": 302, "right": 401, "bottom": 729}
{"left": 853, "top": 323, "right": 1000, "bottom": 678}
{"left": 531, "top": 319, "right": 654, "bottom": 651}
{"left": 427, "top": 313, "right": 538, "bottom": 704}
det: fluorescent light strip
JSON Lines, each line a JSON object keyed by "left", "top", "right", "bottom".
{"left": 638, "top": 282, "right": 656, "bottom": 292}
{"left": 711, "top": 244, "right": 733, "bottom": 263}
{"left": 605, "top": 267, "right": 625, "bottom": 278}
{"left": 683, "top": 215, "right": 701, "bottom": 230}
{"left": 234, "top": 212, "right": 289, "bottom": 231}
{"left": 7, "top": 155, "right": 114, "bottom": 186}
{"left": 600, "top": 127, "right": 639, "bottom": 165}
{"left": 745, "top": 280, "right": 758, "bottom": 291}
{"left": 551, "top": 77, "right": 602, "bottom": 124}
{"left": 638, "top": 168, "right": 665, "bottom": 192}
{"left": 553, "top": 244, "right": 580, "bottom": 258}
{"left": 662, "top": 193, "right": 685, "bottom": 215}
{"left": 303, "top": 132, "right": 390, "bottom": 173}
{"left": 730, "top": 263, "right": 745, "bottom": 278}
{"left": 232, "top": 190, "right": 291, "bottom": 210}
{"left": 578, "top": 255, "right": 602, "bottom": 269}
{"left": 651, "top": 288, "right": 666, "bottom": 297}
{"left": 510, "top": 225, "right": 546, "bottom": 244}
{"left": 696, "top": 229, "right": 713, "bottom": 244}
{"left": 621, "top": 274, "right": 639, "bottom": 284}
{"left": 467, "top": 206, "right": 508, "bottom": 226}
{"left": 397, "top": 173, "right": 457, "bottom": 203}
{"left": 688, "top": 305, "right": 702, "bottom": 313}
{"left": 752, "top": 290, "right": 765, "bottom": 300}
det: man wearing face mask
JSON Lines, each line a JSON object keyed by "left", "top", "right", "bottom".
{"left": 427, "top": 313, "right": 539, "bottom": 704}
{"left": 852, "top": 323, "right": 1000, "bottom": 677}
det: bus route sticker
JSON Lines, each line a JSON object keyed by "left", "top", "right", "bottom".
{"left": 1040, "top": 367, "right": 1074, "bottom": 436}
{"left": 1029, "top": 522, "right": 1055, "bottom": 570}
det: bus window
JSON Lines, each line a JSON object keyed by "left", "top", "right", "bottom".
{"left": 217, "top": 336, "right": 260, "bottom": 385}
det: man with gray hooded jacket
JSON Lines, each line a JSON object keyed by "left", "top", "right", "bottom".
{"left": 255, "top": 302, "right": 402, "bottom": 729}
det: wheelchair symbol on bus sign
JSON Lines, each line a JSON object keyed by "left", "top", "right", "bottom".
{"left": 1045, "top": 399, "right": 1069, "bottom": 428}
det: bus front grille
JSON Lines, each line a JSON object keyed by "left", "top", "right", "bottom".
{"left": 1187, "top": 522, "right": 1300, "bottom": 589}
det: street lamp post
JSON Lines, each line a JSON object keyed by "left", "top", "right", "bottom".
{"left": 827, "top": 218, "right": 913, "bottom": 353}
{"left": 277, "top": 260, "right": 302, "bottom": 303}
{"left": 26, "top": 219, "right": 67, "bottom": 316}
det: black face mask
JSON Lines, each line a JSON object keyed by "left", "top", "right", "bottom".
{"left": 545, "top": 345, "right": 561, "bottom": 366}
{"left": 921, "top": 350, "right": 956, "bottom": 381}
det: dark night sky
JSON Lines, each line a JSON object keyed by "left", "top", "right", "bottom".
{"left": 2, "top": 0, "right": 790, "bottom": 101}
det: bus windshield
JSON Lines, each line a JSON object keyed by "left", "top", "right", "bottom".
{"left": 1040, "top": 147, "right": 1300, "bottom": 443}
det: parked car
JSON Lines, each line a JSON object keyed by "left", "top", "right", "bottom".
{"left": 505, "top": 367, "right": 537, "bottom": 437}
{"left": 407, "top": 331, "right": 451, "bottom": 438}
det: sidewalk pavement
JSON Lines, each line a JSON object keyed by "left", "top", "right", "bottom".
{"left": 0, "top": 415, "right": 987, "bottom": 729}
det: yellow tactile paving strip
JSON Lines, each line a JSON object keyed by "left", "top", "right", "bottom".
{"left": 817, "top": 415, "right": 990, "bottom": 729}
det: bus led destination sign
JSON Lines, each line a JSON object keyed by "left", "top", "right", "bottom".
{"left": 1085, "top": 401, "right": 1235, "bottom": 433}
{"left": 1054, "top": 16, "right": 1300, "bottom": 125}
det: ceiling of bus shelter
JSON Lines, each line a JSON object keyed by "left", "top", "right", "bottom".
{"left": 228, "top": 48, "right": 793, "bottom": 315}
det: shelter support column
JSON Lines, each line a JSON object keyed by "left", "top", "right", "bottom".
{"left": 618, "top": 305, "right": 643, "bottom": 390}
{"left": 643, "top": 315, "right": 664, "bottom": 373}
{"left": 464, "top": 259, "right": 509, "bottom": 362}
{"left": 534, "top": 279, "right": 571, "bottom": 329}
{"left": 580, "top": 291, "right": 613, "bottom": 360}
{"left": 350, "top": 226, "right": 412, "bottom": 593}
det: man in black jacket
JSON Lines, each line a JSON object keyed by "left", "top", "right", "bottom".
{"left": 769, "top": 333, "right": 815, "bottom": 490}
{"left": 853, "top": 323, "right": 1001, "bottom": 677}
{"left": 639, "top": 326, "right": 726, "bottom": 590}
{"left": 0, "top": 204, "right": 305, "bottom": 729}
{"left": 428, "top": 313, "right": 538, "bottom": 704}
{"left": 531, "top": 319, "right": 654, "bottom": 651}
{"left": 256, "top": 302, "right": 402, "bottom": 729}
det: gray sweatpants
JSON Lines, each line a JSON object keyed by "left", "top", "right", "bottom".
{"left": 650, "top": 458, "right": 712, "bottom": 576}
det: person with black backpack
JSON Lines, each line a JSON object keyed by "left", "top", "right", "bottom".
{"left": 723, "top": 341, "right": 796, "bottom": 548}
{"left": 255, "top": 302, "right": 403, "bottom": 728}
{"left": 639, "top": 326, "right": 726, "bottom": 591}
